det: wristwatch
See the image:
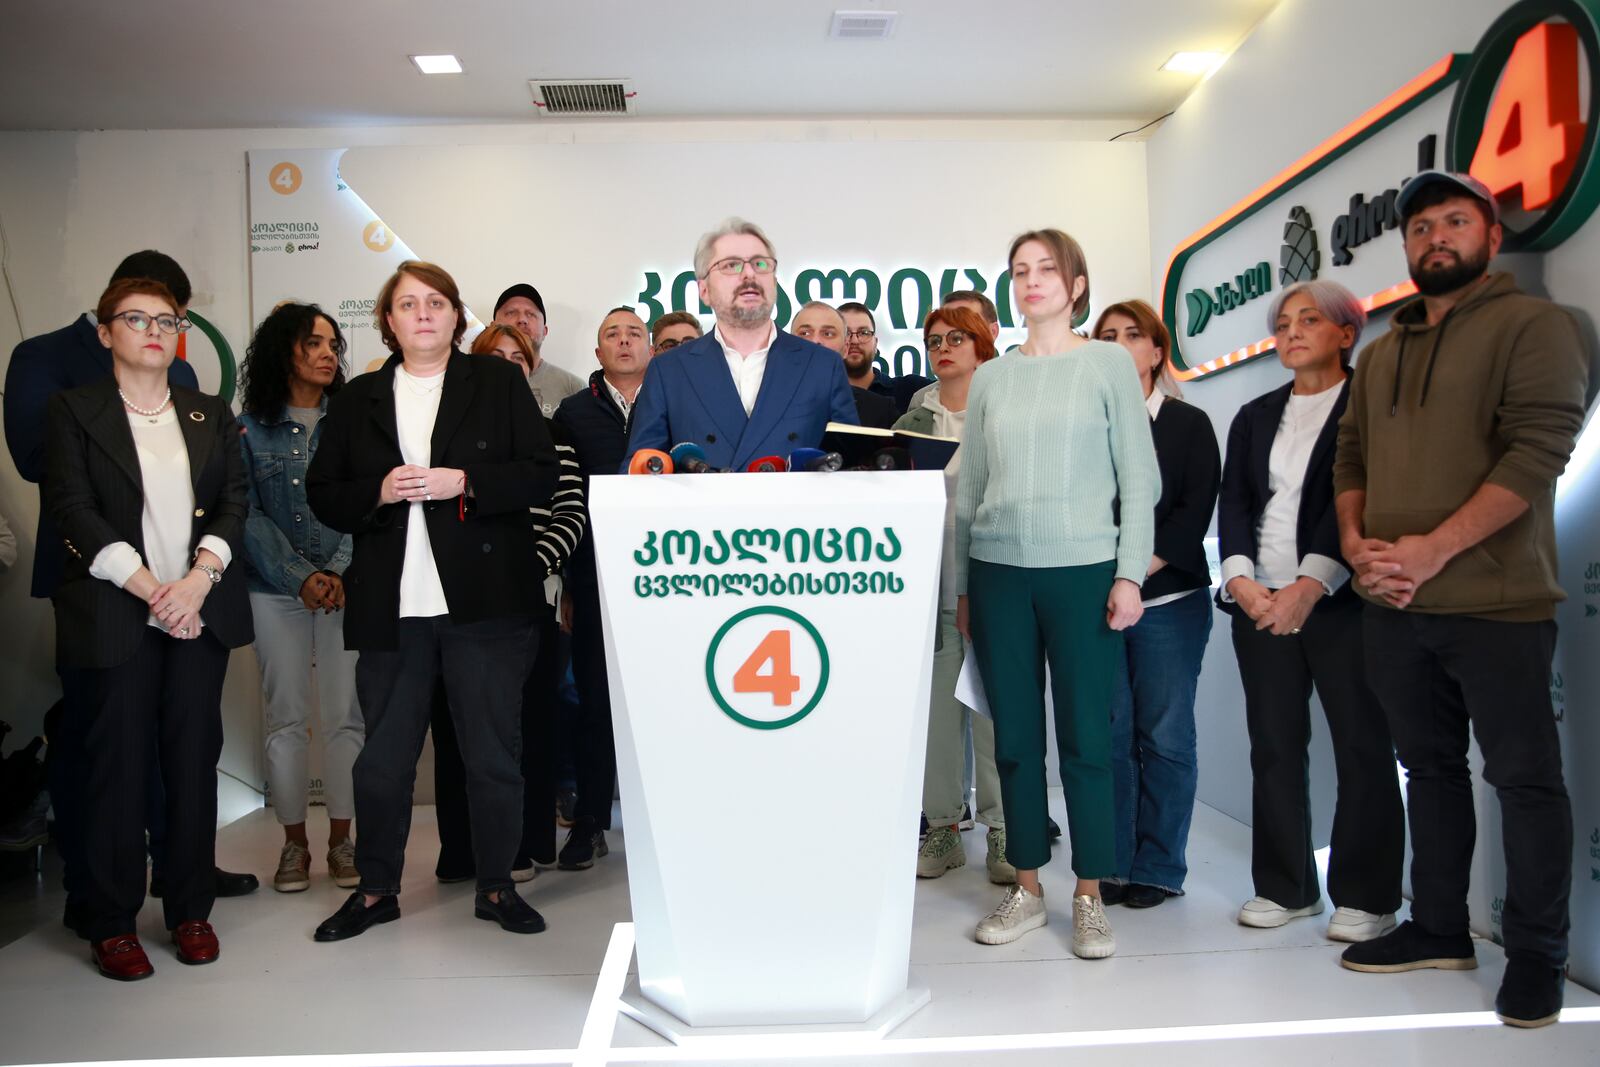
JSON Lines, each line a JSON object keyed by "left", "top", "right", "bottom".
{"left": 193, "top": 563, "right": 222, "bottom": 585}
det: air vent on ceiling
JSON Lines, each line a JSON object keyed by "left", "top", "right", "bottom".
{"left": 529, "top": 78, "right": 636, "bottom": 116}
{"left": 830, "top": 10, "right": 897, "bottom": 39}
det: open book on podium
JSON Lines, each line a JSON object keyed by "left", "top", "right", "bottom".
{"left": 821, "top": 422, "right": 959, "bottom": 470}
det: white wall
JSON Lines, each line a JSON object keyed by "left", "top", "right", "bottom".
{"left": 1147, "top": 0, "right": 1600, "bottom": 987}
{"left": 0, "top": 116, "right": 1146, "bottom": 803}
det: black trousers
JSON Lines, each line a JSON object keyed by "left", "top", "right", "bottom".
{"left": 353, "top": 615, "right": 532, "bottom": 897}
{"left": 568, "top": 578, "right": 617, "bottom": 830}
{"left": 57, "top": 627, "right": 228, "bottom": 941}
{"left": 1231, "top": 604, "right": 1404, "bottom": 913}
{"left": 1362, "top": 605, "right": 1571, "bottom": 966}
{"left": 433, "top": 607, "right": 560, "bottom": 872}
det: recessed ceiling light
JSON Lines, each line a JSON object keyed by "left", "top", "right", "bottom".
{"left": 1160, "top": 51, "right": 1224, "bottom": 75}
{"left": 411, "top": 54, "right": 464, "bottom": 75}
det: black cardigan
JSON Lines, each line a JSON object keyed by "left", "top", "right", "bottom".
{"left": 1215, "top": 378, "right": 1356, "bottom": 617}
{"left": 1143, "top": 397, "right": 1222, "bottom": 601}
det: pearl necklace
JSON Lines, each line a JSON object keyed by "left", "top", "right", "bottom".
{"left": 120, "top": 387, "right": 172, "bottom": 422}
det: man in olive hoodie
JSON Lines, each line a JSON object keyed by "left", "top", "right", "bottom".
{"left": 1331, "top": 172, "right": 1588, "bottom": 1028}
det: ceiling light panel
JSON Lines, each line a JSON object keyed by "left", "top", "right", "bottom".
{"left": 411, "top": 54, "right": 464, "bottom": 75}
{"left": 1160, "top": 51, "right": 1224, "bottom": 75}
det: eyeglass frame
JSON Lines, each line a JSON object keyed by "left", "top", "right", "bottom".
{"left": 844, "top": 327, "right": 876, "bottom": 340}
{"left": 925, "top": 330, "right": 972, "bottom": 352}
{"left": 107, "top": 310, "right": 191, "bottom": 335}
{"left": 701, "top": 255, "right": 779, "bottom": 279}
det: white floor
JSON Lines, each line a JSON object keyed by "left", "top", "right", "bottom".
{"left": 0, "top": 797, "right": 1595, "bottom": 1067}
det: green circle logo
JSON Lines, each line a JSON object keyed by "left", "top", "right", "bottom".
{"left": 705, "top": 606, "right": 830, "bottom": 731}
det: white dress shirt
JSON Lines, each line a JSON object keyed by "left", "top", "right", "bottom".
{"left": 713, "top": 323, "right": 775, "bottom": 417}
{"left": 603, "top": 376, "right": 637, "bottom": 419}
{"left": 394, "top": 365, "right": 451, "bottom": 618}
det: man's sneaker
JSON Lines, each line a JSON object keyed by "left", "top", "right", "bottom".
{"left": 958, "top": 803, "right": 975, "bottom": 831}
{"left": 511, "top": 861, "right": 537, "bottom": 883}
{"left": 1495, "top": 958, "right": 1564, "bottom": 1028}
{"left": 1237, "top": 895, "right": 1324, "bottom": 928}
{"left": 273, "top": 842, "right": 311, "bottom": 893}
{"left": 555, "top": 789, "right": 577, "bottom": 828}
{"left": 1339, "top": 919, "right": 1477, "bottom": 973}
{"left": 975, "top": 884, "right": 1046, "bottom": 945}
{"left": 916, "top": 826, "right": 965, "bottom": 878}
{"left": 558, "top": 820, "right": 608, "bottom": 871}
{"left": 985, "top": 828, "right": 1016, "bottom": 884}
{"left": 1072, "top": 894, "right": 1116, "bottom": 959}
{"left": 326, "top": 840, "right": 359, "bottom": 889}
{"left": 1327, "top": 907, "right": 1396, "bottom": 943}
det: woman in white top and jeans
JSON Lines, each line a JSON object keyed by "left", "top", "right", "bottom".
{"left": 1217, "top": 279, "right": 1404, "bottom": 942}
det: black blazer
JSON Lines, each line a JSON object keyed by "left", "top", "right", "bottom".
{"left": 1216, "top": 378, "right": 1355, "bottom": 617}
{"left": 306, "top": 351, "right": 560, "bottom": 651}
{"left": 1144, "top": 397, "right": 1222, "bottom": 601}
{"left": 44, "top": 377, "right": 252, "bottom": 670}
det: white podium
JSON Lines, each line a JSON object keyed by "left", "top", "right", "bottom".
{"left": 589, "top": 471, "right": 945, "bottom": 1035}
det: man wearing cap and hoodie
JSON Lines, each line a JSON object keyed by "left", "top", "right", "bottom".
{"left": 1332, "top": 171, "right": 1589, "bottom": 1029}
{"left": 493, "top": 283, "right": 586, "bottom": 417}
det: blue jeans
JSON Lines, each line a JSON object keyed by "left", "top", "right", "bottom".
{"left": 1109, "top": 589, "right": 1212, "bottom": 893}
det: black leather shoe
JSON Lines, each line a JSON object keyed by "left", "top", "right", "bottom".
{"left": 1340, "top": 920, "right": 1477, "bottom": 973}
{"left": 1047, "top": 817, "right": 1062, "bottom": 842}
{"left": 474, "top": 889, "right": 547, "bottom": 934}
{"left": 314, "top": 891, "right": 400, "bottom": 942}
{"left": 558, "top": 820, "right": 608, "bottom": 871}
{"left": 1099, "top": 881, "right": 1130, "bottom": 906}
{"left": 1496, "top": 958, "right": 1564, "bottom": 1028}
{"left": 150, "top": 867, "right": 258, "bottom": 899}
{"left": 1125, "top": 884, "right": 1170, "bottom": 909}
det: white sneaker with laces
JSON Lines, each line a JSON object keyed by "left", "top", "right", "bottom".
{"left": 1327, "top": 907, "right": 1397, "bottom": 942}
{"left": 1237, "top": 895, "right": 1325, "bottom": 928}
{"left": 916, "top": 826, "right": 965, "bottom": 878}
{"left": 325, "top": 839, "right": 359, "bottom": 889}
{"left": 1072, "top": 894, "right": 1116, "bottom": 959}
{"left": 975, "top": 884, "right": 1046, "bottom": 945}
{"left": 274, "top": 841, "right": 311, "bottom": 893}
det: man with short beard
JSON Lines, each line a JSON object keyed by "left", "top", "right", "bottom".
{"left": 1332, "top": 171, "right": 1588, "bottom": 1029}
{"left": 493, "top": 283, "right": 586, "bottom": 418}
{"left": 623, "top": 218, "right": 858, "bottom": 471}
{"left": 792, "top": 300, "right": 896, "bottom": 429}
{"left": 840, "top": 302, "right": 931, "bottom": 417}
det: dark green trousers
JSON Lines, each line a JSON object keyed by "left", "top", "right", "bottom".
{"left": 968, "top": 558, "right": 1120, "bottom": 875}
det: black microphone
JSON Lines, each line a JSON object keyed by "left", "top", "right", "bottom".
{"left": 670, "top": 442, "right": 718, "bottom": 473}
{"left": 787, "top": 448, "right": 844, "bottom": 472}
{"left": 628, "top": 449, "right": 674, "bottom": 475}
{"left": 746, "top": 455, "right": 785, "bottom": 472}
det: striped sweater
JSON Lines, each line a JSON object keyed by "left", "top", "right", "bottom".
{"left": 531, "top": 418, "right": 586, "bottom": 580}
{"left": 953, "top": 342, "right": 1160, "bottom": 595}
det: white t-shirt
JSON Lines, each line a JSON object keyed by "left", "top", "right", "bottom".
{"left": 714, "top": 323, "right": 774, "bottom": 416}
{"left": 394, "top": 366, "right": 450, "bottom": 618}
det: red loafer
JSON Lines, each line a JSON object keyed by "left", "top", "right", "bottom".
{"left": 171, "top": 920, "right": 220, "bottom": 965}
{"left": 92, "top": 935, "right": 154, "bottom": 981}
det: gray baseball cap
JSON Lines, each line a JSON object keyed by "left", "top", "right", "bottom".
{"left": 1396, "top": 170, "right": 1500, "bottom": 224}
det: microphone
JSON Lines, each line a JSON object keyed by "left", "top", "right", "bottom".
{"left": 629, "top": 449, "right": 675, "bottom": 475}
{"left": 787, "top": 448, "right": 843, "bottom": 472}
{"left": 670, "top": 442, "right": 718, "bottom": 474}
{"left": 746, "top": 455, "right": 785, "bottom": 472}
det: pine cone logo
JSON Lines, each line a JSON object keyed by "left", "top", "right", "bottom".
{"left": 1280, "top": 206, "right": 1319, "bottom": 285}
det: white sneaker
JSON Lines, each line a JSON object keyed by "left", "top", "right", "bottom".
{"left": 511, "top": 863, "right": 537, "bottom": 884}
{"left": 1237, "top": 895, "right": 1325, "bottom": 928}
{"left": 975, "top": 884, "right": 1046, "bottom": 945}
{"left": 985, "top": 828, "right": 1016, "bottom": 885}
{"left": 1327, "top": 907, "right": 1397, "bottom": 942}
{"left": 274, "top": 841, "right": 311, "bottom": 893}
{"left": 916, "top": 826, "right": 966, "bottom": 878}
{"left": 1072, "top": 894, "right": 1116, "bottom": 959}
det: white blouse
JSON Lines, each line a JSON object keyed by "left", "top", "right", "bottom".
{"left": 394, "top": 365, "right": 451, "bottom": 618}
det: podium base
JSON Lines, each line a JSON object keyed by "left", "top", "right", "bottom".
{"left": 618, "top": 976, "right": 931, "bottom": 1046}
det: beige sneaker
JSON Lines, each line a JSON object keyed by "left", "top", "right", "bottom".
{"left": 916, "top": 826, "right": 966, "bottom": 878}
{"left": 1072, "top": 894, "right": 1116, "bottom": 959}
{"left": 274, "top": 841, "right": 311, "bottom": 892}
{"left": 985, "top": 828, "right": 1016, "bottom": 884}
{"left": 975, "top": 884, "right": 1046, "bottom": 945}
{"left": 326, "top": 840, "right": 359, "bottom": 889}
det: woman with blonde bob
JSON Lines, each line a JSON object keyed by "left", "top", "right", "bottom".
{"left": 1217, "top": 278, "right": 1403, "bottom": 942}
{"left": 1092, "top": 299, "right": 1220, "bottom": 909}
{"left": 955, "top": 229, "right": 1160, "bottom": 958}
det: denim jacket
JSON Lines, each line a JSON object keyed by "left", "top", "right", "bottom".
{"left": 239, "top": 399, "right": 352, "bottom": 597}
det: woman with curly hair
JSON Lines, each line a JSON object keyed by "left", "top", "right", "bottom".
{"left": 237, "top": 302, "right": 364, "bottom": 893}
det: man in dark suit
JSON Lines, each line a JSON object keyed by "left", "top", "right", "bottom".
{"left": 622, "top": 218, "right": 858, "bottom": 472}
{"left": 3, "top": 252, "right": 258, "bottom": 932}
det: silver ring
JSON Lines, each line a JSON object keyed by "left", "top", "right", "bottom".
{"left": 424, "top": 492, "right": 431, "bottom": 500}
{"left": 1290, "top": 627, "right": 1302, "bottom": 634}
{"left": 178, "top": 628, "right": 189, "bottom": 636}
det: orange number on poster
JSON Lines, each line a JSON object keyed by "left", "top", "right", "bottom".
{"left": 733, "top": 629, "right": 802, "bottom": 707}
{"left": 1470, "top": 22, "right": 1588, "bottom": 212}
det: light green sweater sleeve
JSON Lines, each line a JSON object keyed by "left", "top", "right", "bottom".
{"left": 952, "top": 362, "right": 991, "bottom": 597}
{"left": 1097, "top": 349, "right": 1162, "bottom": 585}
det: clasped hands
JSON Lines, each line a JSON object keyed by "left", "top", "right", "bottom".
{"left": 1342, "top": 533, "right": 1449, "bottom": 610}
{"left": 299, "top": 572, "right": 347, "bottom": 613}
{"left": 381, "top": 464, "right": 465, "bottom": 505}
{"left": 1227, "top": 575, "right": 1322, "bottom": 636}
{"left": 148, "top": 569, "right": 212, "bottom": 640}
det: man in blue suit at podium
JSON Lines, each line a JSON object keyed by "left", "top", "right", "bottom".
{"left": 622, "top": 218, "right": 858, "bottom": 472}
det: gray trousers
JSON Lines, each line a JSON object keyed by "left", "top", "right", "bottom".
{"left": 921, "top": 607, "right": 1004, "bottom": 829}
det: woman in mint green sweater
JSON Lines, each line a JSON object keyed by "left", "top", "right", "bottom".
{"left": 954, "top": 228, "right": 1160, "bottom": 960}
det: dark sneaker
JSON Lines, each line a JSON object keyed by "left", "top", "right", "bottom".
{"left": 474, "top": 889, "right": 547, "bottom": 934}
{"left": 556, "top": 789, "right": 578, "bottom": 828}
{"left": 558, "top": 820, "right": 608, "bottom": 871}
{"left": 1495, "top": 959, "right": 1564, "bottom": 1028}
{"left": 1099, "top": 881, "right": 1130, "bottom": 906}
{"left": 1047, "top": 816, "right": 1063, "bottom": 842}
{"left": 1340, "top": 920, "right": 1477, "bottom": 973}
{"left": 1125, "top": 883, "right": 1170, "bottom": 909}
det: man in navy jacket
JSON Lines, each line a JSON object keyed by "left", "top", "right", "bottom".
{"left": 5, "top": 251, "right": 200, "bottom": 599}
{"left": 622, "top": 218, "right": 857, "bottom": 472}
